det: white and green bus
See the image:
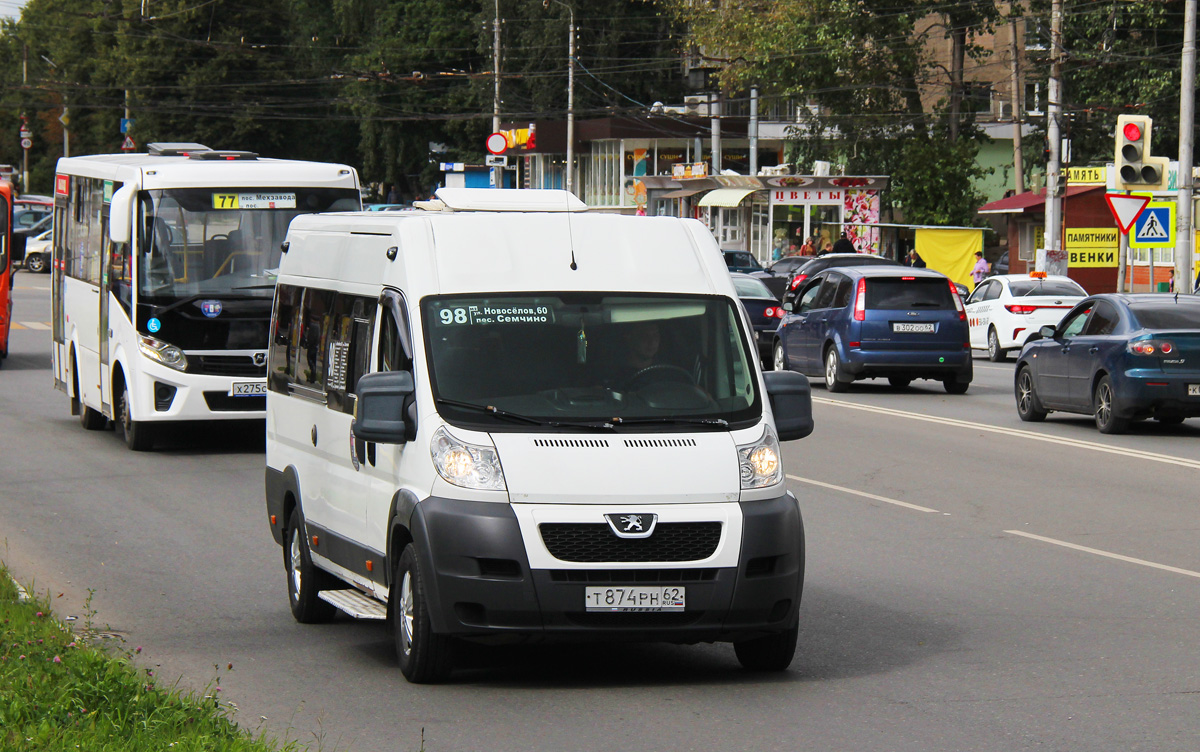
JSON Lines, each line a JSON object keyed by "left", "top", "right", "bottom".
{"left": 52, "top": 143, "right": 361, "bottom": 450}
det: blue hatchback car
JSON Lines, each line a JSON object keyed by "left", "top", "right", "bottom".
{"left": 773, "top": 266, "right": 972, "bottom": 393}
{"left": 1014, "top": 293, "right": 1200, "bottom": 433}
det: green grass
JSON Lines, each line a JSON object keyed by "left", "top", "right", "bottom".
{"left": 0, "top": 564, "right": 304, "bottom": 752}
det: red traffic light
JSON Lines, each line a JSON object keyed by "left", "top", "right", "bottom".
{"left": 1123, "top": 122, "right": 1143, "bottom": 141}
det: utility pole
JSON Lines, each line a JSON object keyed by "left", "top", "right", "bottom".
{"left": 566, "top": 9, "right": 574, "bottom": 194}
{"left": 710, "top": 91, "right": 722, "bottom": 175}
{"left": 1042, "top": 0, "right": 1064, "bottom": 269}
{"left": 492, "top": 0, "right": 501, "bottom": 135}
{"left": 22, "top": 44, "right": 29, "bottom": 194}
{"left": 1009, "top": 16, "right": 1025, "bottom": 194}
{"left": 1177, "top": 0, "right": 1197, "bottom": 293}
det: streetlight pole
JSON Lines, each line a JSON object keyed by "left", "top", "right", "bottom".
{"left": 546, "top": 0, "right": 575, "bottom": 195}
{"left": 1176, "top": 0, "right": 1196, "bottom": 293}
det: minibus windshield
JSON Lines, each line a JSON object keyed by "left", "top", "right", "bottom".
{"left": 423, "top": 293, "right": 762, "bottom": 429}
{"left": 138, "top": 187, "right": 360, "bottom": 302}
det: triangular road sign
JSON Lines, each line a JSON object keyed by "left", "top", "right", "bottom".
{"left": 120, "top": 135, "right": 136, "bottom": 152}
{"left": 1105, "top": 193, "right": 1151, "bottom": 234}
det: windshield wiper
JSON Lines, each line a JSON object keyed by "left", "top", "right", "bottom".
{"left": 609, "top": 417, "right": 729, "bottom": 429}
{"left": 435, "top": 398, "right": 614, "bottom": 430}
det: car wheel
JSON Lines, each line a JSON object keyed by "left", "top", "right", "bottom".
{"left": 25, "top": 253, "right": 46, "bottom": 274}
{"left": 943, "top": 377, "right": 970, "bottom": 395}
{"left": 824, "top": 347, "right": 848, "bottom": 393}
{"left": 734, "top": 622, "right": 799, "bottom": 671}
{"left": 887, "top": 376, "right": 911, "bottom": 389}
{"left": 772, "top": 342, "right": 788, "bottom": 372}
{"left": 284, "top": 509, "right": 337, "bottom": 624}
{"left": 117, "top": 381, "right": 154, "bottom": 451}
{"left": 393, "top": 544, "right": 454, "bottom": 683}
{"left": 1015, "top": 366, "right": 1047, "bottom": 422}
{"left": 987, "top": 328, "right": 1007, "bottom": 362}
{"left": 1093, "top": 375, "right": 1129, "bottom": 434}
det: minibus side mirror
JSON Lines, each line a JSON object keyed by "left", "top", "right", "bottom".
{"left": 108, "top": 185, "right": 137, "bottom": 245}
{"left": 352, "top": 371, "right": 415, "bottom": 444}
{"left": 763, "top": 370, "right": 813, "bottom": 441}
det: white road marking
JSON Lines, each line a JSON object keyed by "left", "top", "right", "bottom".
{"left": 813, "top": 396, "right": 1200, "bottom": 471}
{"left": 1006, "top": 530, "right": 1200, "bottom": 580}
{"left": 787, "top": 474, "right": 939, "bottom": 513}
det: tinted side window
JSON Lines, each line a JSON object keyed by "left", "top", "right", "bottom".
{"left": 296, "top": 288, "right": 335, "bottom": 391}
{"left": 326, "top": 294, "right": 377, "bottom": 413}
{"left": 796, "top": 280, "right": 823, "bottom": 312}
{"left": 268, "top": 284, "right": 302, "bottom": 394}
{"left": 1083, "top": 301, "right": 1119, "bottom": 336}
{"left": 983, "top": 282, "right": 1003, "bottom": 301}
{"left": 1059, "top": 307, "right": 1092, "bottom": 338}
{"left": 812, "top": 277, "right": 839, "bottom": 309}
{"left": 831, "top": 275, "right": 853, "bottom": 308}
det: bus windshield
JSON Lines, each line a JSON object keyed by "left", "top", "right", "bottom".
{"left": 138, "top": 187, "right": 360, "bottom": 301}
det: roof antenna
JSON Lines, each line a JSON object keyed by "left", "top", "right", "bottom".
{"left": 565, "top": 188, "right": 578, "bottom": 270}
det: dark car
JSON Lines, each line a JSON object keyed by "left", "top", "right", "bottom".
{"left": 1014, "top": 293, "right": 1200, "bottom": 433}
{"left": 752, "top": 256, "right": 809, "bottom": 300}
{"left": 12, "top": 208, "right": 52, "bottom": 263}
{"left": 779, "top": 253, "right": 902, "bottom": 301}
{"left": 730, "top": 272, "right": 784, "bottom": 366}
{"left": 722, "top": 249, "right": 764, "bottom": 273}
{"left": 989, "top": 249, "right": 1009, "bottom": 277}
{"left": 773, "top": 266, "right": 972, "bottom": 393}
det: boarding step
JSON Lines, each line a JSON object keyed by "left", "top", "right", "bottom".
{"left": 318, "top": 589, "right": 388, "bottom": 620}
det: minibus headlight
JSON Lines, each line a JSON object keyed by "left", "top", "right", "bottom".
{"left": 737, "top": 426, "right": 782, "bottom": 489}
{"left": 138, "top": 335, "right": 188, "bottom": 372}
{"left": 431, "top": 427, "right": 506, "bottom": 491}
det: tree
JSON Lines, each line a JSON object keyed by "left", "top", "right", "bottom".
{"left": 658, "top": 0, "right": 999, "bottom": 226}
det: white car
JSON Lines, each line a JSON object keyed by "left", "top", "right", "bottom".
{"left": 965, "top": 274, "right": 1087, "bottom": 361}
{"left": 23, "top": 228, "right": 51, "bottom": 274}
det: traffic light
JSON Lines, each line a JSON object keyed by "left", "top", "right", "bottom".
{"left": 1114, "top": 114, "right": 1168, "bottom": 191}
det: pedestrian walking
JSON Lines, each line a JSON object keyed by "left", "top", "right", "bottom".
{"left": 971, "top": 251, "right": 990, "bottom": 284}
{"left": 832, "top": 232, "right": 856, "bottom": 255}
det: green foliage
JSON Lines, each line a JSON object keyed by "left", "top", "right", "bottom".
{"left": 658, "top": 0, "right": 999, "bottom": 226}
{"left": 1025, "top": 0, "right": 1186, "bottom": 166}
{"left": 0, "top": 566, "right": 299, "bottom": 751}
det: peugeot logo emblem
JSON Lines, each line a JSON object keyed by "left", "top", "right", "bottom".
{"left": 906, "top": 311, "right": 920, "bottom": 316}
{"left": 252, "top": 352, "right": 266, "bottom": 367}
{"left": 604, "top": 512, "right": 657, "bottom": 539}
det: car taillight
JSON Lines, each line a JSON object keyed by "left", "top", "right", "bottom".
{"left": 764, "top": 306, "right": 784, "bottom": 318}
{"left": 790, "top": 273, "right": 808, "bottom": 290}
{"left": 853, "top": 278, "right": 867, "bottom": 321}
{"left": 1129, "top": 339, "right": 1175, "bottom": 355}
{"left": 948, "top": 279, "right": 966, "bottom": 321}
{"left": 1004, "top": 304, "right": 1039, "bottom": 314}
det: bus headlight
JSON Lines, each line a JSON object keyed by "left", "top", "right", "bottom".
{"left": 431, "top": 427, "right": 506, "bottom": 491}
{"left": 737, "top": 426, "right": 782, "bottom": 489}
{"left": 138, "top": 335, "right": 188, "bottom": 372}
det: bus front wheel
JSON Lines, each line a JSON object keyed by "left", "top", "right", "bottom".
{"left": 117, "top": 379, "right": 154, "bottom": 451}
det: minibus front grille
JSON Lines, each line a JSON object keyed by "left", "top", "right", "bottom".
{"left": 539, "top": 522, "right": 721, "bottom": 563}
{"left": 548, "top": 568, "right": 718, "bottom": 583}
{"left": 187, "top": 355, "right": 266, "bottom": 378}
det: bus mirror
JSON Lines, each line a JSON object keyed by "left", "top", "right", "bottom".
{"left": 108, "top": 185, "right": 137, "bottom": 245}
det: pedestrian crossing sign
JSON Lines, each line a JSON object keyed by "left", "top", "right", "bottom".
{"left": 1130, "top": 202, "right": 1175, "bottom": 248}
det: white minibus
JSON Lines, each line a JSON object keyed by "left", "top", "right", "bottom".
{"left": 52, "top": 143, "right": 360, "bottom": 449}
{"left": 265, "top": 188, "right": 813, "bottom": 682}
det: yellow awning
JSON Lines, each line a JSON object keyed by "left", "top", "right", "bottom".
{"left": 697, "top": 188, "right": 757, "bottom": 207}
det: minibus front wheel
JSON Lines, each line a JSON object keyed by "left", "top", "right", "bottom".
{"left": 393, "top": 543, "right": 454, "bottom": 683}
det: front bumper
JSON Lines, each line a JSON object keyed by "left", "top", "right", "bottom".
{"left": 412, "top": 493, "right": 804, "bottom": 644}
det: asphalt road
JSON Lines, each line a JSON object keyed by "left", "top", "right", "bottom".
{"left": 3, "top": 274, "right": 1200, "bottom": 751}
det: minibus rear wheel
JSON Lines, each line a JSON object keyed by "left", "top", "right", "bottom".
{"left": 733, "top": 623, "right": 799, "bottom": 671}
{"left": 284, "top": 509, "right": 337, "bottom": 624}
{"left": 393, "top": 544, "right": 454, "bottom": 683}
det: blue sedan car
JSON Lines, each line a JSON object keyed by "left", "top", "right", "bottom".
{"left": 1014, "top": 293, "right": 1200, "bottom": 433}
{"left": 773, "top": 266, "right": 972, "bottom": 393}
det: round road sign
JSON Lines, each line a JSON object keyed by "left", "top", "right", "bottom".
{"left": 486, "top": 132, "right": 508, "bottom": 155}
{"left": 20, "top": 138, "right": 32, "bottom": 150}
